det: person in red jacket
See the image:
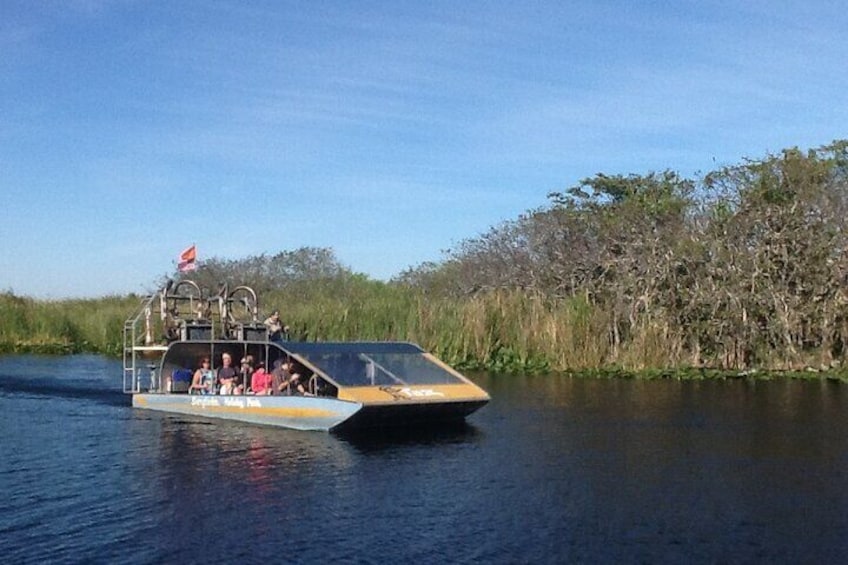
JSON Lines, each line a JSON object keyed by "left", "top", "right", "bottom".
{"left": 251, "top": 362, "right": 273, "bottom": 395}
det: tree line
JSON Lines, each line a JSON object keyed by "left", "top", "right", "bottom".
{"left": 3, "top": 140, "right": 847, "bottom": 374}
{"left": 399, "top": 140, "right": 848, "bottom": 372}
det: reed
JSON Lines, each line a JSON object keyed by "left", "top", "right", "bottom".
{"left": 2, "top": 282, "right": 844, "bottom": 377}
{"left": 264, "top": 284, "right": 628, "bottom": 372}
{"left": 0, "top": 292, "right": 137, "bottom": 355}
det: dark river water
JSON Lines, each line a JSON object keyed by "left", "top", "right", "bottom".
{"left": 2, "top": 355, "right": 848, "bottom": 564}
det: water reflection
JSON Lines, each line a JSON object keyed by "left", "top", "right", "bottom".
{"left": 244, "top": 437, "right": 276, "bottom": 494}
{"left": 151, "top": 415, "right": 358, "bottom": 485}
{"left": 335, "top": 421, "right": 484, "bottom": 454}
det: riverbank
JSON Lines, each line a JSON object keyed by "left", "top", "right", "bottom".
{"left": 0, "top": 340, "right": 80, "bottom": 355}
{"left": 2, "top": 340, "right": 846, "bottom": 382}
{"left": 563, "top": 366, "right": 848, "bottom": 382}
{"left": 2, "top": 286, "right": 846, "bottom": 378}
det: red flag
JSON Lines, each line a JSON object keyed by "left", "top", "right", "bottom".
{"left": 178, "top": 245, "right": 197, "bottom": 272}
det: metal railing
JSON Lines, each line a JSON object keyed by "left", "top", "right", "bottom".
{"left": 122, "top": 293, "right": 159, "bottom": 393}
{"left": 121, "top": 279, "right": 262, "bottom": 394}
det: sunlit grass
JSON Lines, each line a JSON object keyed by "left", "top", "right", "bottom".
{"left": 3, "top": 282, "right": 846, "bottom": 378}
{"left": 0, "top": 292, "right": 138, "bottom": 355}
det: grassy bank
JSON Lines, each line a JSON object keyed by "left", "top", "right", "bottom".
{"left": 0, "top": 292, "right": 138, "bottom": 356}
{"left": 2, "top": 284, "right": 846, "bottom": 379}
{"left": 267, "top": 282, "right": 848, "bottom": 377}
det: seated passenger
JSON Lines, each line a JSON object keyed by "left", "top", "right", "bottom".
{"left": 276, "top": 361, "right": 311, "bottom": 396}
{"left": 269, "top": 359, "right": 286, "bottom": 395}
{"left": 233, "top": 355, "right": 252, "bottom": 394}
{"left": 288, "top": 371, "right": 308, "bottom": 396}
{"left": 251, "top": 362, "right": 273, "bottom": 395}
{"left": 273, "top": 360, "right": 295, "bottom": 395}
{"left": 189, "top": 357, "right": 215, "bottom": 395}
{"left": 217, "top": 352, "right": 239, "bottom": 395}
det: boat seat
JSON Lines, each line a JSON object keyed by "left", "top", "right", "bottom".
{"left": 185, "top": 323, "right": 213, "bottom": 341}
{"left": 169, "top": 368, "right": 193, "bottom": 393}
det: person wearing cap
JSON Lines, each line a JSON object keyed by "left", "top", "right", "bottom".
{"left": 238, "top": 355, "right": 254, "bottom": 394}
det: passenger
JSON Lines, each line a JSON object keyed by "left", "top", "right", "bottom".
{"left": 251, "top": 362, "right": 273, "bottom": 395}
{"left": 276, "top": 361, "right": 310, "bottom": 396}
{"left": 269, "top": 359, "right": 286, "bottom": 395}
{"left": 289, "top": 372, "right": 309, "bottom": 396}
{"left": 273, "top": 360, "right": 291, "bottom": 394}
{"left": 273, "top": 360, "right": 295, "bottom": 395}
{"left": 217, "top": 352, "right": 238, "bottom": 395}
{"left": 239, "top": 355, "right": 255, "bottom": 394}
{"left": 190, "top": 357, "right": 215, "bottom": 395}
{"left": 263, "top": 310, "right": 289, "bottom": 342}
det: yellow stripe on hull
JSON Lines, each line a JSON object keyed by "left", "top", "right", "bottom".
{"left": 337, "top": 383, "right": 490, "bottom": 404}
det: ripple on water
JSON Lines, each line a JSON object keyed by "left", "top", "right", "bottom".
{"left": 3, "top": 357, "right": 848, "bottom": 563}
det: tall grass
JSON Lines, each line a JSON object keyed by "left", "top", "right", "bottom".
{"left": 2, "top": 280, "right": 830, "bottom": 374}
{"left": 0, "top": 292, "right": 138, "bottom": 355}
{"left": 262, "top": 281, "right": 672, "bottom": 372}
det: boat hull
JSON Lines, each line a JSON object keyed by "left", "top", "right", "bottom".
{"left": 133, "top": 393, "right": 362, "bottom": 431}
{"left": 333, "top": 399, "right": 489, "bottom": 430}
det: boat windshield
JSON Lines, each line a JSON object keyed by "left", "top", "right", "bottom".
{"left": 279, "top": 342, "right": 465, "bottom": 387}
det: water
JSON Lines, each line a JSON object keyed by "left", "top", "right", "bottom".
{"left": 2, "top": 355, "right": 848, "bottom": 564}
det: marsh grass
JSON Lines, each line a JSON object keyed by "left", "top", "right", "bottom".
{"left": 0, "top": 292, "right": 137, "bottom": 355}
{"left": 3, "top": 283, "right": 847, "bottom": 379}
{"left": 265, "top": 283, "right": 724, "bottom": 372}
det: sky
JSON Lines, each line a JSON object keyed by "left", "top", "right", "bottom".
{"left": 2, "top": 1, "right": 847, "bottom": 298}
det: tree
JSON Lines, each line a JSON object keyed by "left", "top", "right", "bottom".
{"left": 176, "top": 247, "right": 353, "bottom": 296}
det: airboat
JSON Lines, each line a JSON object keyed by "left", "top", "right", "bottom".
{"left": 122, "top": 280, "right": 489, "bottom": 431}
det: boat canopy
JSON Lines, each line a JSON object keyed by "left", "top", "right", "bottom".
{"left": 278, "top": 341, "right": 466, "bottom": 388}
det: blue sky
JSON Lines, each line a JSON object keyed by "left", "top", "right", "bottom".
{"left": 2, "top": 1, "right": 847, "bottom": 298}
